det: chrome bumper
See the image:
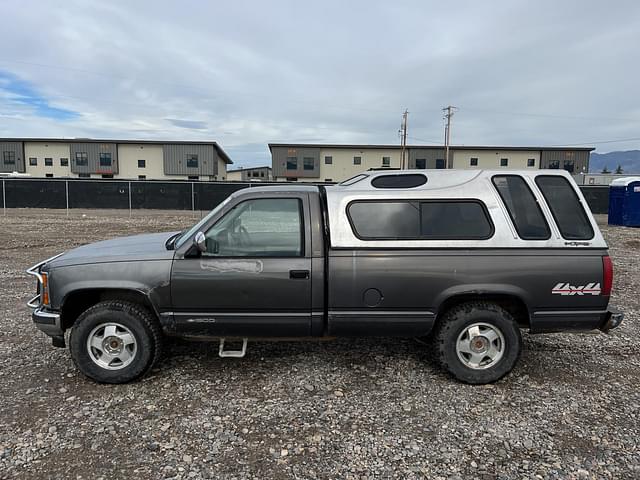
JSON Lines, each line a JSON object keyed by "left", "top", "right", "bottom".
{"left": 32, "top": 304, "right": 63, "bottom": 337}
{"left": 26, "top": 253, "right": 65, "bottom": 346}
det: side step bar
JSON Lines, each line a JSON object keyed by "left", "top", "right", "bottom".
{"left": 218, "top": 338, "right": 248, "bottom": 358}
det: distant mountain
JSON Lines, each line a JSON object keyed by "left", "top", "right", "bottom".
{"left": 590, "top": 150, "right": 640, "bottom": 174}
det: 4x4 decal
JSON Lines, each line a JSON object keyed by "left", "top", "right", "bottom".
{"left": 552, "top": 282, "right": 601, "bottom": 296}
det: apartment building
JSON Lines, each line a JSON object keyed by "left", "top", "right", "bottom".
{"left": 0, "top": 139, "right": 232, "bottom": 180}
{"left": 226, "top": 166, "right": 272, "bottom": 181}
{"left": 269, "top": 144, "right": 594, "bottom": 182}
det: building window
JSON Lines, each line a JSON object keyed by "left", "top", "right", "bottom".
{"left": 99, "top": 153, "right": 112, "bottom": 167}
{"left": 60, "top": 158, "right": 69, "bottom": 166}
{"left": 435, "top": 159, "right": 445, "bottom": 169}
{"left": 45, "top": 173, "right": 54, "bottom": 178}
{"left": 549, "top": 160, "right": 560, "bottom": 169}
{"left": 564, "top": 160, "right": 575, "bottom": 173}
{"left": 138, "top": 159, "right": 146, "bottom": 168}
{"left": 353, "top": 156, "right": 362, "bottom": 165}
{"left": 101, "top": 174, "right": 114, "bottom": 179}
{"left": 188, "top": 175, "right": 199, "bottom": 181}
{"left": 303, "top": 157, "right": 314, "bottom": 170}
{"left": 325, "top": 156, "right": 333, "bottom": 165}
{"left": 29, "top": 157, "right": 37, "bottom": 166}
{"left": 75, "top": 152, "right": 88, "bottom": 166}
{"left": 470, "top": 157, "right": 478, "bottom": 166}
{"left": 382, "top": 156, "right": 391, "bottom": 167}
{"left": 261, "top": 172, "right": 265, "bottom": 177}
{"left": 286, "top": 177, "right": 298, "bottom": 182}
{"left": 286, "top": 157, "right": 297, "bottom": 170}
{"left": 415, "top": 159, "right": 426, "bottom": 169}
{"left": 78, "top": 173, "right": 90, "bottom": 178}
{"left": 186, "top": 154, "right": 198, "bottom": 168}
{"left": 500, "top": 158, "right": 508, "bottom": 167}
{"left": 527, "top": 158, "right": 535, "bottom": 167}
{"left": 3, "top": 151, "right": 16, "bottom": 165}
{"left": 45, "top": 157, "right": 53, "bottom": 166}
{"left": 138, "top": 175, "right": 146, "bottom": 180}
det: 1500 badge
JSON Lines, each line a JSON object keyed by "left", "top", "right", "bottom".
{"left": 552, "top": 282, "right": 601, "bottom": 296}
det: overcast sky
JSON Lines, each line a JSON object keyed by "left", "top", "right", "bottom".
{"left": 1, "top": 0, "right": 639, "bottom": 167}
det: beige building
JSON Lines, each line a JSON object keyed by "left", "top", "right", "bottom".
{"left": 24, "top": 141, "right": 72, "bottom": 178}
{"left": 269, "top": 144, "right": 594, "bottom": 182}
{"left": 451, "top": 149, "right": 540, "bottom": 170}
{"left": 227, "top": 166, "right": 272, "bottom": 181}
{"left": 1, "top": 138, "right": 232, "bottom": 180}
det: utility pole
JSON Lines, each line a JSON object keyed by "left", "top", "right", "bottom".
{"left": 399, "top": 109, "right": 409, "bottom": 169}
{"left": 443, "top": 105, "right": 457, "bottom": 168}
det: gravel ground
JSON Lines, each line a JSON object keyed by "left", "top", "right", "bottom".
{"left": 0, "top": 209, "right": 639, "bottom": 479}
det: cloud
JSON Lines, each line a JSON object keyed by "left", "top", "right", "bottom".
{"left": 0, "top": 71, "right": 79, "bottom": 120}
{"left": 0, "top": 0, "right": 639, "bottom": 166}
{"left": 166, "top": 118, "right": 208, "bottom": 130}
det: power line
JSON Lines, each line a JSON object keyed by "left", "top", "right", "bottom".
{"left": 406, "top": 136, "right": 443, "bottom": 144}
{"left": 451, "top": 106, "right": 639, "bottom": 124}
{"left": 551, "top": 137, "right": 640, "bottom": 147}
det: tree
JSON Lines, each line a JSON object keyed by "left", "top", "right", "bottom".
{"left": 615, "top": 164, "right": 624, "bottom": 174}
{"left": 601, "top": 165, "right": 610, "bottom": 174}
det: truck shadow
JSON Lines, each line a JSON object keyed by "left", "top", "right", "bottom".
{"left": 155, "top": 333, "right": 607, "bottom": 386}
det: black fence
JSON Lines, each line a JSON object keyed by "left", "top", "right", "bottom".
{"left": 0, "top": 178, "right": 253, "bottom": 212}
{"left": 579, "top": 186, "right": 609, "bottom": 215}
{"left": 0, "top": 178, "right": 610, "bottom": 214}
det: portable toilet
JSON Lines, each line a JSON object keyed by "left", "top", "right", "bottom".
{"left": 608, "top": 177, "right": 640, "bottom": 226}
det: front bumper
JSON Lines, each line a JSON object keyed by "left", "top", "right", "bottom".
{"left": 31, "top": 300, "right": 65, "bottom": 347}
{"left": 26, "top": 253, "right": 66, "bottom": 348}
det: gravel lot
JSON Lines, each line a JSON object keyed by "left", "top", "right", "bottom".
{"left": 0, "top": 209, "right": 639, "bottom": 479}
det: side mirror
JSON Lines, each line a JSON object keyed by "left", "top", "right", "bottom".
{"left": 194, "top": 231, "right": 207, "bottom": 252}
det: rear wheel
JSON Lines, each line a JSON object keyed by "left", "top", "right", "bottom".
{"left": 432, "top": 302, "right": 522, "bottom": 384}
{"left": 69, "top": 301, "right": 163, "bottom": 383}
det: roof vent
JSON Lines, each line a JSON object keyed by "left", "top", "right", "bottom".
{"left": 371, "top": 173, "right": 427, "bottom": 189}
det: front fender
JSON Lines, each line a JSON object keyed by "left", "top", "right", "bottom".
{"left": 49, "top": 261, "right": 173, "bottom": 312}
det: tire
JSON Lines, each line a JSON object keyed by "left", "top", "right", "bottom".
{"left": 431, "top": 302, "right": 522, "bottom": 384}
{"left": 69, "top": 301, "right": 163, "bottom": 384}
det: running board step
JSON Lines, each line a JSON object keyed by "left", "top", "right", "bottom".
{"left": 218, "top": 338, "right": 248, "bottom": 358}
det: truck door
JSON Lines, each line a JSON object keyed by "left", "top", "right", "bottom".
{"left": 170, "top": 193, "right": 313, "bottom": 336}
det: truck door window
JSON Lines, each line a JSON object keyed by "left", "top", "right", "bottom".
{"left": 535, "top": 176, "right": 594, "bottom": 240}
{"left": 492, "top": 175, "right": 551, "bottom": 240}
{"left": 204, "top": 198, "right": 303, "bottom": 257}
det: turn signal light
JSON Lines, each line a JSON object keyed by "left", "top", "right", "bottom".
{"left": 41, "top": 273, "right": 50, "bottom": 306}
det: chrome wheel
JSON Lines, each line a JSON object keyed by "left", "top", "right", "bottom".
{"left": 456, "top": 322, "right": 505, "bottom": 370}
{"left": 86, "top": 323, "right": 137, "bottom": 370}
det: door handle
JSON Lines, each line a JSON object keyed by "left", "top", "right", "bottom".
{"left": 289, "top": 270, "right": 310, "bottom": 279}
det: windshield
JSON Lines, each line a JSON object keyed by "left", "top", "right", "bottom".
{"left": 175, "top": 195, "right": 234, "bottom": 249}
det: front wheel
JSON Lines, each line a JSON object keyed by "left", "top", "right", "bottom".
{"left": 69, "top": 301, "right": 163, "bottom": 383}
{"left": 431, "top": 302, "right": 522, "bottom": 384}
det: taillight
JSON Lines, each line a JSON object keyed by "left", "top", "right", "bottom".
{"left": 602, "top": 255, "right": 613, "bottom": 297}
{"left": 41, "top": 272, "right": 50, "bottom": 306}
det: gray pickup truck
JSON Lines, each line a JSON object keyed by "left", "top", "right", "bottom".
{"left": 27, "top": 170, "right": 622, "bottom": 384}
